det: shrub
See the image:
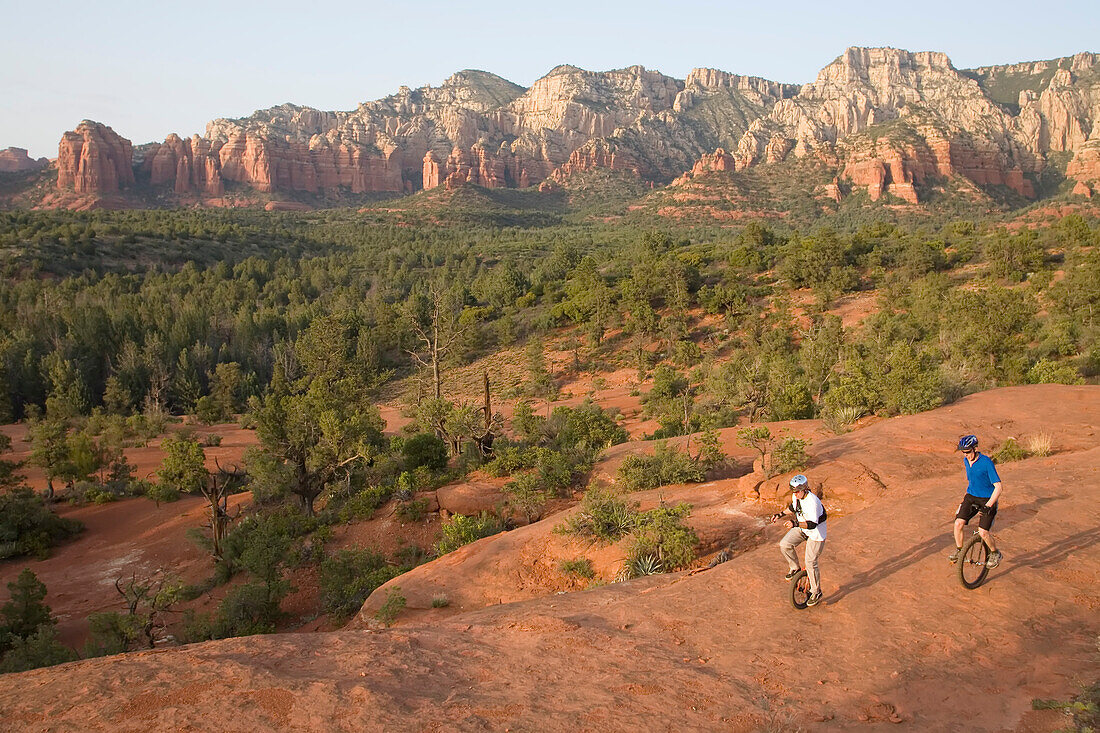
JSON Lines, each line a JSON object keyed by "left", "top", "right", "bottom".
{"left": 82, "top": 485, "right": 118, "bottom": 505}
{"left": 737, "top": 426, "right": 773, "bottom": 469}
{"left": 768, "top": 382, "right": 814, "bottom": 421}
{"left": 558, "top": 485, "right": 638, "bottom": 542}
{"left": 336, "top": 485, "right": 391, "bottom": 523}
{"left": 0, "top": 626, "right": 76, "bottom": 673}
{"left": 1030, "top": 682, "right": 1100, "bottom": 731}
{"left": 992, "top": 438, "right": 1029, "bottom": 463}
{"left": 319, "top": 550, "right": 403, "bottom": 619}
{"left": 876, "top": 344, "right": 945, "bottom": 415}
{"left": 1026, "top": 358, "right": 1083, "bottom": 385}
{"left": 202, "top": 433, "right": 223, "bottom": 447}
{"left": 84, "top": 611, "right": 145, "bottom": 656}
{"left": 626, "top": 503, "right": 698, "bottom": 575}
{"left": 503, "top": 471, "right": 550, "bottom": 522}
{"left": 616, "top": 443, "right": 704, "bottom": 491}
{"left": 554, "top": 400, "right": 628, "bottom": 450}
{"left": 374, "top": 589, "right": 406, "bottom": 627}
{"left": 395, "top": 498, "right": 429, "bottom": 523}
{"left": 771, "top": 437, "right": 810, "bottom": 476}
{"left": 694, "top": 429, "right": 727, "bottom": 471}
{"left": 144, "top": 481, "right": 181, "bottom": 505}
{"left": 559, "top": 557, "right": 595, "bottom": 579}
{"left": 216, "top": 508, "right": 309, "bottom": 582}
{"left": 394, "top": 544, "right": 429, "bottom": 567}
{"left": 156, "top": 435, "right": 207, "bottom": 495}
{"left": 431, "top": 596, "right": 450, "bottom": 608}
{"left": 178, "top": 609, "right": 215, "bottom": 644}
{"left": 484, "top": 445, "right": 540, "bottom": 477}
{"left": 0, "top": 488, "right": 83, "bottom": 560}
{"left": 211, "top": 581, "right": 288, "bottom": 637}
{"left": 402, "top": 433, "right": 448, "bottom": 472}
{"left": 434, "top": 513, "right": 506, "bottom": 555}
{"left": 394, "top": 471, "right": 416, "bottom": 501}
{"left": 194, "top": 396, "right": 224, "bottom": 425}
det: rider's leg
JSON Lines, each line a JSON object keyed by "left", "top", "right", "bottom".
{"left": 804, "top": 539, "right": 825, "bottom": 595}
{"left": 978, "top": 505, "right": 998, "bottom": 552}
{"left": 779, "top": 528, "right": 804, "bottom": 573}
{"left": 953, "top": 517, "right": 966, "bottom": 550}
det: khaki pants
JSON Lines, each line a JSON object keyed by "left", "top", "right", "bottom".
{"left": 780, "top": 528, "right": 825, "bottom": 594}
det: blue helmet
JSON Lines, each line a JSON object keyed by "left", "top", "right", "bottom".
{"left": 789, "top": 474, "right": 809, "bottom": 491}
{"left": 957, "top": 435, "right": 978, "bottom": 452}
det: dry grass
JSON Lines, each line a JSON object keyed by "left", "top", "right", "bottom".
{"left": 1024, "top": 432, "right": 1053, "bottom": 457}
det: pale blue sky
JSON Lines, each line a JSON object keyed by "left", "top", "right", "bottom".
{"left": 1, "top": 0, "right": 1097, "bottom": 158}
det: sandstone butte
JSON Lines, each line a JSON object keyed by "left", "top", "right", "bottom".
{"left": 0, "top": 384, "right": 1097, "bottom": 731}
{"left": 0, "top": 147, "right": 47, "bottom": 173}
{"left": 56, "top": 121, "right": 133, "bottom": 194}
{"left": 45, "top": 48, "right": 1100, "bottom": 208}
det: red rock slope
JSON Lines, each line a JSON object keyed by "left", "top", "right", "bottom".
{"left": 0, "top": 386, "right": 1097, "bottom": 731}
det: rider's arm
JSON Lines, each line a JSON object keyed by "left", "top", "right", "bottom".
{"left": 770, "top": 503, "right": 795, "bottom": 523}
{"left": 985, "top": 482, "right": 1002, "bottom": 508}
{"left": 983, "top": 459, "right": 1001, "bottom": 508}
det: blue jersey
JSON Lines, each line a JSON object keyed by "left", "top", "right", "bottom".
{"left": 964, "top": 453, "right": 1000, "bottom": 498}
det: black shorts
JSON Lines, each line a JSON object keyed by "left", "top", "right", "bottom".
{"left": 956, "top": 493, "right": 997, "bottom": 530}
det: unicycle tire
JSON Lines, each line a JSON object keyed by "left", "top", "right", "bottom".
{"left": 790, "top": 569, "right": 812, "bottom": 609}
{"left": 957, "top": 534, "right": 990, "bottom": 589}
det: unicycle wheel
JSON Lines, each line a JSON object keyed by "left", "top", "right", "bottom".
{"left": 790, "top": 569, "right": 812, "bottom": 609}
{"left": 957, "top": 534, "right": 990, "bottom": 589}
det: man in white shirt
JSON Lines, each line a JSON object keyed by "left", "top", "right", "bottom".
{"left": 770, "top": 474, "right": 827, "bottom": 606}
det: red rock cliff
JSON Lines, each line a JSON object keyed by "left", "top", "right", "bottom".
{"left": 0, "top": 147, "right": 47, "bottom": 173}
{"left": 146, "top": 134, "right": 224, "bottom": 196}
{"left": 56, "top": 121, "right": 134, "bottom": 194}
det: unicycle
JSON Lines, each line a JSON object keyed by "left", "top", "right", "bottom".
{"left": 957, "top": 531, "right": 991, "bottom": 589}
{"left": 790, "top": 569, "right": 813, "bottom": 609}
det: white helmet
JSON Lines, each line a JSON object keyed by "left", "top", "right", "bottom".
{"left": 789, "top": 474, "right": 809, "bottom": 491}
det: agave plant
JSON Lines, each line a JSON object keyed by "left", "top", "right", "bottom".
{"left": 628, "top": 553, "right": 663, "bottom": 579}
{"left": 823, "top": 405, "right": 865, "bottom": 434}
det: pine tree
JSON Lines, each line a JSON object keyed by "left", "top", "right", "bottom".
{"left": 0, "top": 569, "right": 54, "bottom": 651}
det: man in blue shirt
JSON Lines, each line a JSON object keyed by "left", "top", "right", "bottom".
{"left": 948, "top": 435, "right": 1003, "bottom": 568}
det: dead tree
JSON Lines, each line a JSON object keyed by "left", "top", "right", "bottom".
{"left": 475, "top": 371, "right": 500, "bottom": 458}
{"left": 114, "top": 572, "right": 182, "bottom": 649}
{"left": 204, "top": 459, "right": 246, "bottom": 561}
{"left": 405, "top": 284, "right": 464, "bottom": 400}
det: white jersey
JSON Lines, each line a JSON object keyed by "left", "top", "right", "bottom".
{"left": 791, "top": 491, "right": 827, "bottom": 542}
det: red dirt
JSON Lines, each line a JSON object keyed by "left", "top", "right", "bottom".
{"left": 0, "top": 420, "right": 260, "bottom": 495}
{"left": 0, "top": 495, "right": 245, "bottom": 647}
{"left": 0, "top": 385, "right": 1096, "bottom": 731}
{"left": 0, "top": 414, "right": 426, "bottom": 645}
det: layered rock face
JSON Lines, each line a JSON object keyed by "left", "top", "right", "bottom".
{"left": 0, "top": 147, "right": 47, "bottom": 173}
{"left": 48, "top": 48, "right": 1100, "bottom": 204}
{"left": 1067, "top": 120, "right": 1100, "bottom": 196}
{"left": 725, "top": 48, "right": 1041, "bottom": 200}
{"left": 678, "top": 48, "right": 1100, "bottom": 203}
{"left": 142, "top": 134, "right": 224, "bottom": 195}
{"left": 56, "top": 121, "right": 134, "bottom": 194}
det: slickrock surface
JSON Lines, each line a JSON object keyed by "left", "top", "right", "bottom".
{"left": 1, "top": 386, "right": 1096, "bottom": 731}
